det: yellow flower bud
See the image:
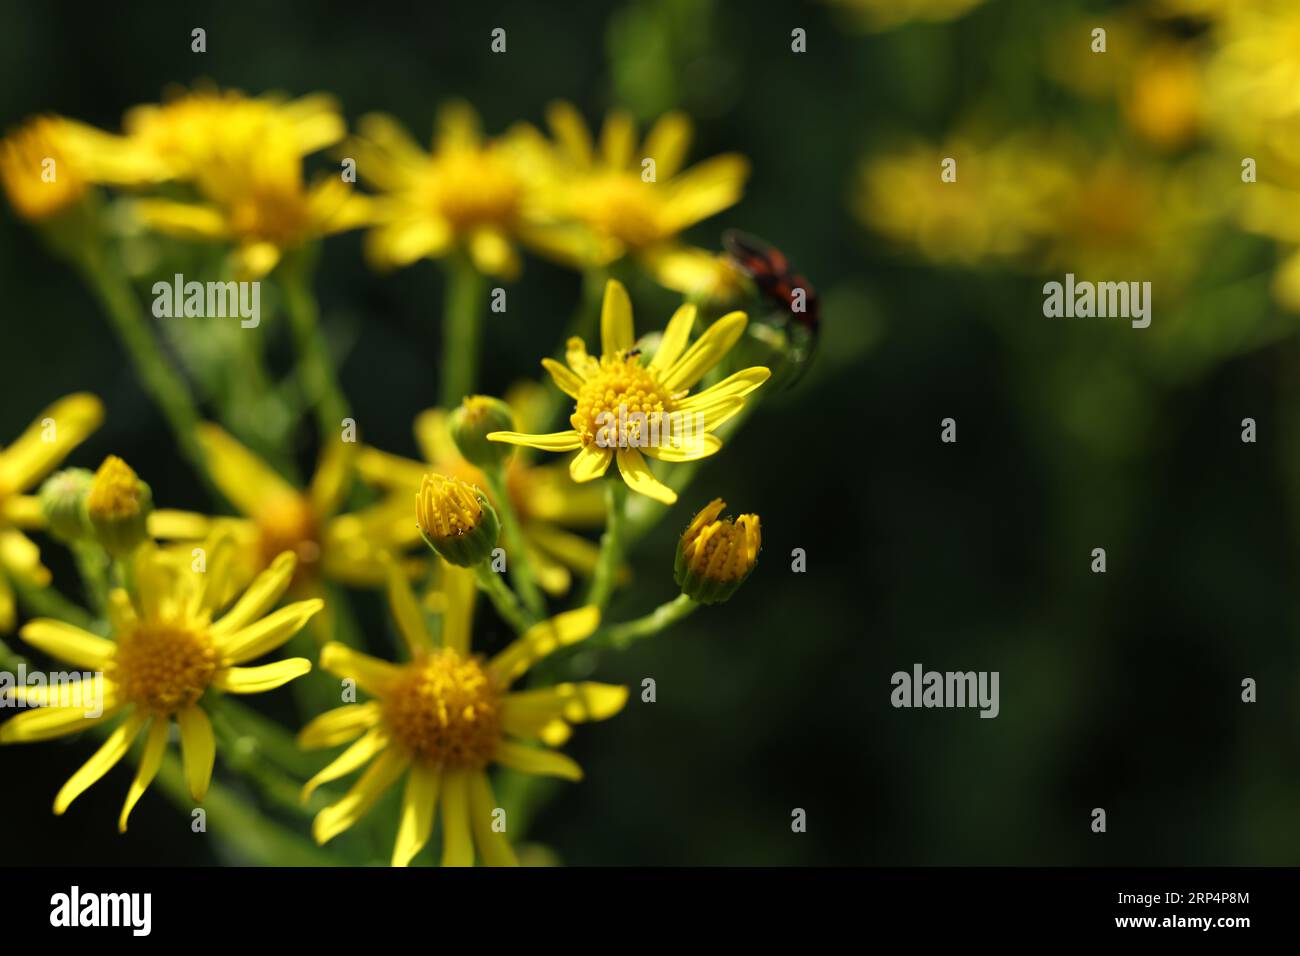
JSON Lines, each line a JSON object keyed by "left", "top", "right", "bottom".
{"left": 86, "top": 456, "right": 153, "bottom": 557}
{"left": 449, "top": 395, "right": 516, "bottom": 469}
{"left": 415, "top": 473, "right": 499, "bottom": 567}
{"left": 674, "top": 498, "right": 760, "bottom": 605}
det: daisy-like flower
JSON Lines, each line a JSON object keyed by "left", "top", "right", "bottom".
{"left": 0, "top": 393, "right": 103, "bottom": 632}
{"left": 0, "top": 542, "right": 321, "bottom": 831}
{"left": 520, "top": 102, "right": 749, "bottom": 287}
{"left": 347, "top": 102, "right": 546, "bottom": 278}
{"left": 486, "top": 279, "right": 770, "bottom": 505}
{"left": 150, "top": 424, "right": 421, "bottom": 601}
{"left": 675, "top": 498, "right": 761, "bottom": 605}
{"left": 132, "top": 125, "right": 370, "bottom": 279}
{"left": 356, "top": 387, "right": 607, "bottom": 594}
{"left": 300, "top": 559, "right": 626, "bottom": 866}
{"left": 116, "top": 85, "right": 345, "bottom": 184}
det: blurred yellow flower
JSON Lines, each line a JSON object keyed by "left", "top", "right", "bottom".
{"left": 856, "top": 137, "right": 1068, "bottom": 267}
{"left": 131, "top": 122, "right": 369, "bottom": 278}
{"left": 521, "top": 102, "right": 748, "bottom": 285}
{"left": 150, "top": 424, "right": 421, "bottom": 599}
{"left": 0, "top": 543, "right": 319, "bottom": 831}
{"left": 357, "top": 388, "right": 606, "bottom": 594}
{"left": 0, "top": 393, "right": 103, "bottom": 632}
{"left": 488, "top": 279, "right": 769, "bottom": 505}
{"left": 1123, "top": 42, "right": 1204, "bottom": 151}
{"left": 348, "top": 102, "right": 542, "bottom": 278}
{"left": 0, "top": 117, "right": 92, "bottom": 222}
{"left": 119, "top": 85, "right": 345, "bottom": 183}
{"left": 300, "top": 559, "right": 625, "bottom": 866}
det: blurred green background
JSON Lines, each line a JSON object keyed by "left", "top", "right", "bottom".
{"left": 2, "top": 0, "right": 1298, "bottom": 865}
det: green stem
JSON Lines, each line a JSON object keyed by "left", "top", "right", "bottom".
{"left": 440, "top": 256, "right": 487, "bottom": 408}
{"left": 593, "top": 593, "right": 698, "bottom": 650}
{"left": 587, "top": 480, "right": 628, "bottom": 610}
{"left": 72, "top": 542, "right": 109, "bottom": 618}
{"left": 75, "top": 253, "right": 211, "bottom": 487}
{"left": 281, "top": 248, "right": 350, "bottom": 440}
{"left": 474, "top": 562, "right": 534, "bottom": 634}
{"left": 484, "top": 464, "right": 545, "bottom": 617}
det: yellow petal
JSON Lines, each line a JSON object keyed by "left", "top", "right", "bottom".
{"left": 649, "top": 303, "right": 698, "bottom": 373}
{"left": 468, "top": 227, "right": 519, "bottom": 279}
{"left": 545, "top": 100, "right": 593, "bottom": 166}
{"left": 0, "top": 703, "right": 119, "bottom": 743}
{"left": 0, "top": 529, "right": 49, "bottom": 585}
{"left": 675, "top": 367, "right": 770, "bottom": 410}
{"left": 53, "top": 711, "right": 146, "bottom": 815}
{"left": 297, "top": 702, "right": 383, "bottom": 749}
{"left": 0, "top": 572, "right": 11, "bottom": 634}
{"left": 319, "top": 642, "right": 400, "bottom": 696}
{"left": 643, "top": 111, "right": 692, "bottom": 181}
{"left": 195, "top": 423, "right": 297, "bottom": 518}
{"left": 469, "top": 770, "right": 518, "bottom": 866}
{"left": 565, "top": 336, "right": 601, "bottom": 379}
{"left": 488, "top": 430, "right": 583, "bottom": 452}
{"left": 488, "top": 606, "right": 601, "bottom": 686}
{"left": 19, "top": 619, "right": 114, "bottom": 669}
{"left": 643, "top": 432, "right": 721, "bottom": 463}
{"left": 211, "top": 658, "right": 311, "bottom": 694}
{"left": 600, "top": 278, "right": 635, "bottom": 357}
{"left": 147, "top": 509, "right": 212, "bottom": 540}
{"left": 231, "top": 241, "right": 282, "bottom": 281}
{"left": 133, "top": 199, "right": 231, "bottom": 239}
{"left": 500, "top": 682, "right": 628, "bottom": 740}
{"left": 312, "top": 747, "right": 409, "bottom": 845}
{"left": 616, "top": 447, "right": 677, "bottom": 504}
{"left": 541, "top": 358, "right": 583, "bottom": 399}
{"left": 385, "top": 555, "right": 434, "bottom": 656}
{"left": 217, "top": 599, "right": 323, "bottom": 664}
{"left": 661, "top": 311, "right": 748, "bottom": 392}
{"left": 440, "top": 768, "right": 474, "bottom": 867}
{"left": 569, "top": 445, "right": 612, "bottom": 483}
{"left": 119, "top": 716, "right": 169, "bottom": 832}
{"left": 437, "top": 562, "right": 477, "bottom": 655}
{"left": 392, "top": 763, "right": 440, "bottom": 867}
{"left": 210, "top": 551, "right": 300, "bottom": 639}
{"left": 0, "top": 393, "right": 103, "bottom": 492}
{"left": 660, "top": 153, "right": 750, "bottom": 232}
{"left": 177, "top": 705, "right": 215, "bottom": 802}
{"left": 599, "top": 109, "right": 637, "bottom": 169}
{"left": 494, "top": 740, "right": 583, "bottom": 780}
{"left": 309, "top": 440, "right": 355, "bottom": 519}
{"left": 302, "top": 726, "right": 391, "bottom": 801}
{"left": 365, "top": 216, "right": 453, "bottom": 269}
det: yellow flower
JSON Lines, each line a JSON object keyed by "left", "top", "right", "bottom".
{"left": 675, "top": 498, "right": 761, "bottom": 605}
{"left": 348, "top": 102, "right": 543, "bottom": 278}
{"left": 150, "top": 424, "right": 420, "bottom": 598}
{"left": 0, "top": 393, "right": 103, "bottom": 631}
{"left": 487, "top": 279, "right": 769, "bottom": 505}
{"left": 0, "top": 542, "right": 320, "bottom": 831}
{"left": 356, "top": 388, "right": 607, "bottom": 594}
{"left": 300, "top": 559, "right": 625, "bottom": 866}
{"left": 118, "top": 85, "right": 345, "bottom": 184}
{"left": 0, "top": 117, "right": 91, "bottom": 222}
{"left": 415, "top": 473, "right": 500, "bottom": 568}
{"left": 520, "top": 102, "right": 749, "bottom": 285}
{"left": 855, "top": 136, "right": 1069, "bottom": 268}
{"left": 132, "top": 125, "right": 369, "bottom": 279}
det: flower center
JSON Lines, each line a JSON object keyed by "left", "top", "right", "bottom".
{"left": 570, "top": 356, "right": 676, "bottom": 448}
{"left": 111, "top": 622, "right": 218, "bottom": 715}
{"left": 426, "top": 150, "right": 521, "bottom": 231}
{"left": 382, "top": 649, "right": 501, "bottom": 769}
{"left": 573, "top": 173, "right": 663, "bottom": 249}
{"left": 255, "top": 494, "right": 321, "bottom": 581}
{"left": 683, "top": 512, "right": 761, "bottom": 582}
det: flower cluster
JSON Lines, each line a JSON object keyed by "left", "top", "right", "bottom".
{"left": 0, "top": 86, "right": 787, "bottom": 866}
